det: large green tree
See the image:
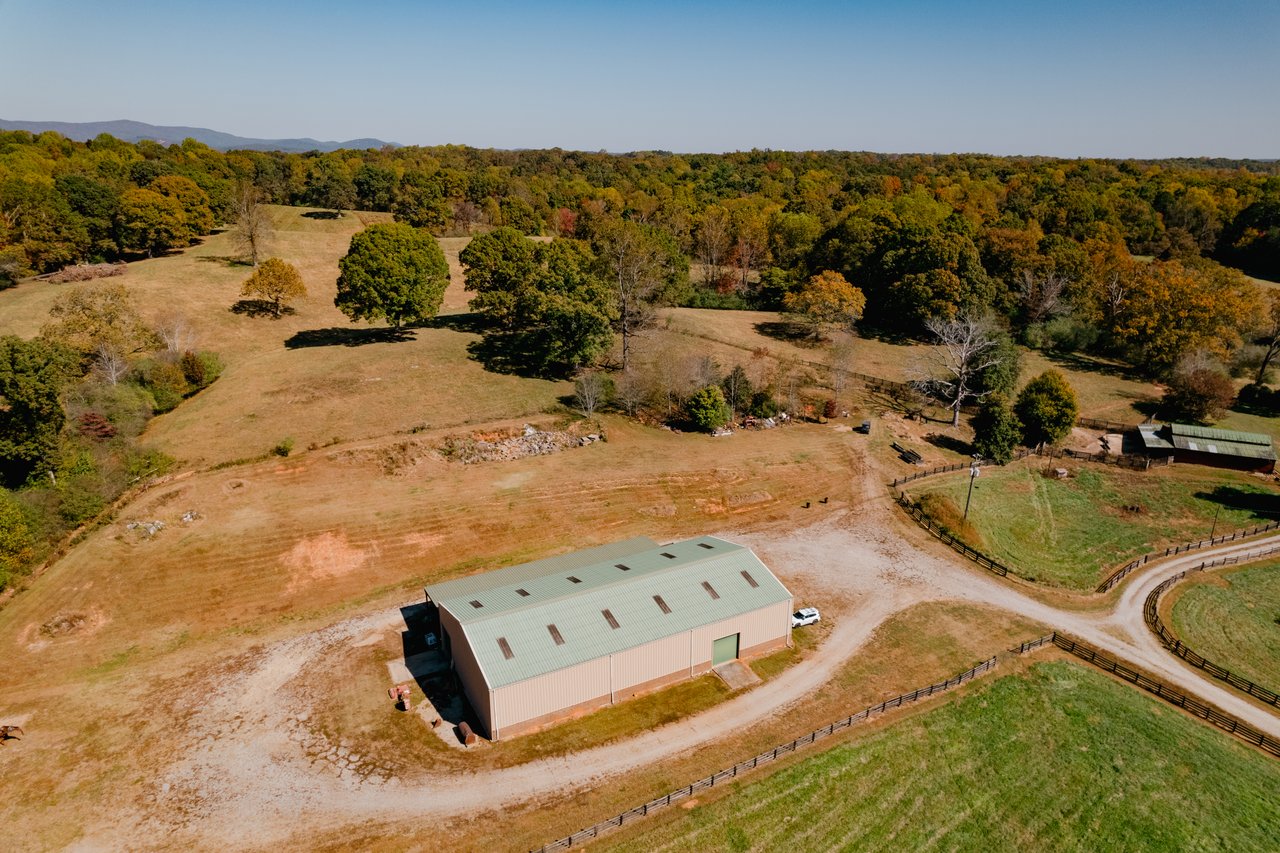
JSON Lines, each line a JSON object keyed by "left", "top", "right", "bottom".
{"left": 461, "top": 230, "right": 616, "bottom": 370}
{"left": 335, "top": 223, "right": 449, "bottom": 330}
{"left": 1015, "top": 370, "right": 1079, "bottom": 447}
{"left": 118, "top": 187, "right": 189, "bottom": 257}
{"left": 0, "top": 336, "right": 71, "bottom": 487}
{"left": 972, "top": 394, "right": 1022, "bottom": 464}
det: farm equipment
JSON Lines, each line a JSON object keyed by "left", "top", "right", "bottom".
{"left": 388, "top": 684, "right": 412, "bottom": 711}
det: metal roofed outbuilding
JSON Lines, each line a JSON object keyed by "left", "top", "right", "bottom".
{"left": 424, "top": 536, "right": 793, "bottom": 739}
{"left": 1138, "top": 423, "right": 1275, "bottom": 473}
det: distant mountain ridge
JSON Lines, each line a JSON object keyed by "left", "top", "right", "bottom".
{"left": 0, "top": 118, "right": 396, "bottom": 153}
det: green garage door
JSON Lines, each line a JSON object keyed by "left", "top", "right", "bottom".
{"left": 712, "top": 633, "right": 740, "bottom": 665}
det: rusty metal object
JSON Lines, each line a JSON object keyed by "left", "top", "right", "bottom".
{"left": 459, "top": 721, "right": 477, "bottom": 745}
{"left": 0, "top": 725, "right": 24, "bottom": 744}
{"left": 388, "top": 684, "right": 412, "bottom": 711}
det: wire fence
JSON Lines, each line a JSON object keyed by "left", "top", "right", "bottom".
{"left": 1143, "top": 560, "right": 1280, "bottom": 707}
{"left": 530, "top": 654, "right": 1001, "bottom": 852}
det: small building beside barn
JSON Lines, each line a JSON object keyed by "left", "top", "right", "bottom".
{"left": 1137, "top": 423, "right": 1276, "bottom": 474}
{"left": 424, "top": 535, "right": 792, "bottom": 740}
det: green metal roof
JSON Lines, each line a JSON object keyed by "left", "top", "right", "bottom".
{"left": 1170, "top": 423, "right": 1273, "bottom": 447}
{"left": 429, "top": 536, "right": 792, "bottom": 690}
{"left": 424, "top": 537, "right": 657, "bottom": 608}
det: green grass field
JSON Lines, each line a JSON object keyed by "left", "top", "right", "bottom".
{"left": 913, "top": 461, "right": 1279, "bottom": 589}
{"left": 1171, "top": 562, "right": 1280, "bottom": 693}
{"left": 603, "top": 662, "right": 1280, "bottom": 853}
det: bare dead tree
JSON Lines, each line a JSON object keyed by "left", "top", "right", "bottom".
{"left": 1101, "top": 271, "right": 1127, "bottom": 326}
{"left": 1019, "top": 270, "right": 1068, "bottom": 324}
{"left": 1252, "top": 292, "right": 1280, "bottom": 385}
{"left": 231, "top": 183, "right": 273, "bottom": 268}
{"left": 695, "top": 207, "right": 731, "bottom": 287}
{"left": 684, "top": 354, "right": 721, "bottom": 390}
{"left": 92, "top": 343, "right": 129, "bottom": 386}
{"left": 597, "top": 220, "right": 669, "bottom": 373}
{"left": 614, "top": 368, "right": 647, "bottom": 417}
{"left": 574, "top": 371, "right": 608, "bottom": 418}
{"left": 153, "top": 310, "right": 197, "bottom": 355}
{"left": 828, "top": 332, "right": 857, "bottom": 406}
{"left": 915, "top": 313, "right": 1004, "bottom": 427}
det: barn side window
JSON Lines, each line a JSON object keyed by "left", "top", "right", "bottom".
{"left": 497, "top": 637, "right": 514, "bottom": 659}
{"left": 701, "top": 581, "right": 720, "bottom": 600}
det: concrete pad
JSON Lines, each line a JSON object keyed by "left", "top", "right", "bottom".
{"left": 713, "top": 660, "right": 762, "bottom": 691}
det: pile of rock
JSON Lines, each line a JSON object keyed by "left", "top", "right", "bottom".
{"left": 444, "top": 427, "right": 602, "bottom": 464}
{"left": 127, "top": 520, "right": 166, "bottom": 539}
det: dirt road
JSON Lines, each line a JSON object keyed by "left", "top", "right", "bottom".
{"left": 102, "top": 502, "right": 1280, "bottom": 851}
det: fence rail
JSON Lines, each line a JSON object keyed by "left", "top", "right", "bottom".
{"left": 894, "top": 494, "right": 1013, "bottom": 578}
{"left": 1097, "top": 519, "right": 1280, "bottom": 592}
{"left": 1143, "top": 562, "right": 1280, "bottom": 707}
{"left": 1049, "top": 632, "right": 1280, "bottom": 759}
{"left": 890, "top": 446, "right": 1161, "bottom": 488}
{"left": 531, "top": 654, "right": 1000, "bottom": 852}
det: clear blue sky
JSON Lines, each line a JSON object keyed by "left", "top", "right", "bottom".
{"left": 2, "top": 0, "right": 1276, "bottom": 157}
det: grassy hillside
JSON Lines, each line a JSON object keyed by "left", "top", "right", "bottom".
{"left": 913, "top": 461, "right": 1279, "bottom": 589}
{"left": 1171, "top": 562, "right": 1280, "bottom": 693}
{"left": 603, "top": 661, "right": 1280, "bottom": 853}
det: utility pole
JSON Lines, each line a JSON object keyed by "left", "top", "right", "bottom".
{"left": 963, "top": 457, "right": 981, "bottom": 522}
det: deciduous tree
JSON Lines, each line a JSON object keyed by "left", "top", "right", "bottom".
{"left": 1015, "top": 370, "right": 1079, "bottom": 446}
{"left": 335, "top": 223, "right": 449, "bottom": 330}
{"left": 0, "top": 336, "right": 71, "bottom": 487}
{"left": 118, "top": 188, "right": 188, "bottom": 257}
{"left": 783, "top": 270, "right": 866, "bottom": 338}
{"left": 231, "top": 182, "right": 273, "bottom": 267}
{"left": 41, "top": 282, "right": 157, "bottom": 362}
{"left": 972, "top": 394, "right": 1022, "bottom": 463}
{"left": 241, "top": 257, "right": 307, "bottom": 317}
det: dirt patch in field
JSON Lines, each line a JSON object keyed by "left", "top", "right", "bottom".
{"left": 283, "top": 531, "right": 378, "bottom": 593}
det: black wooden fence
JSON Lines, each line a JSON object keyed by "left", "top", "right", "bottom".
{"left": 895, "top": 493, "right": 1014, "bottom": 578}
{"left": 1143, "top": 559, "right": 1280, "bottom": 707}
{"left": 1096, "top": 520, "right": 1280, "bottom": 592}
{"left": 1049, "top": 632, "right": 1280, "bottom": 759}
{"left": 530, "top": 655, "right": 1000, "bottom": 852}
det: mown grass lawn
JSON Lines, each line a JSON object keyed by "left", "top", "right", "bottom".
{"left": 913, "top": 461, "right": 1279, "bottom": 589}
{"left": 1171, "top": 562, "right": 1280, "bottom": 693}
{"left": 604, "top": 662, "right": 1280, "bottom": 853}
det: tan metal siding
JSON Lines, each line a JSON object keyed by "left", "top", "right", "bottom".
{"left": 439, "top": 606, "right": 493, "bottom": 737}
{"left": 611, "top": 632, "right": 692, "bottom": 692}
{"left": 492, "top": 656, "right": 611, "bottom": 731}
{"left": 691, "top": 599, "right": 792, "bottom": 666}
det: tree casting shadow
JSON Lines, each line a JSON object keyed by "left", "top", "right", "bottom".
{"left": 302, "top": 210, "right": 343, "bottom": 220}
{"left": 753, "top": 320, "right": 820, "bottom": 347}
{"left": 284, "top": 326, "right": 415, "bottom": 348}
{"left": 925, "top": 432, "right": 975, "bottom": 456}
{"left": 199, "top": 255, "right": 252, "bottom": 268}
{"left": 1194, "top": 485, "right": 1280, "bottom": 520}
{"left": 231, "top": 299, "right": 296, "bottom": 319}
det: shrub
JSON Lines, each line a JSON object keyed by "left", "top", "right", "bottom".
{"left": 686, "top": 385, "right": 731, "bottom": 432}
{"left": 749, "top": 389, "right": 780, "bottom": 418}
{"left": 273, "top": 437, "right": 295, "bottom": 457}
{"left": 136, "top": 359, "right": 190, "bottom": 413}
